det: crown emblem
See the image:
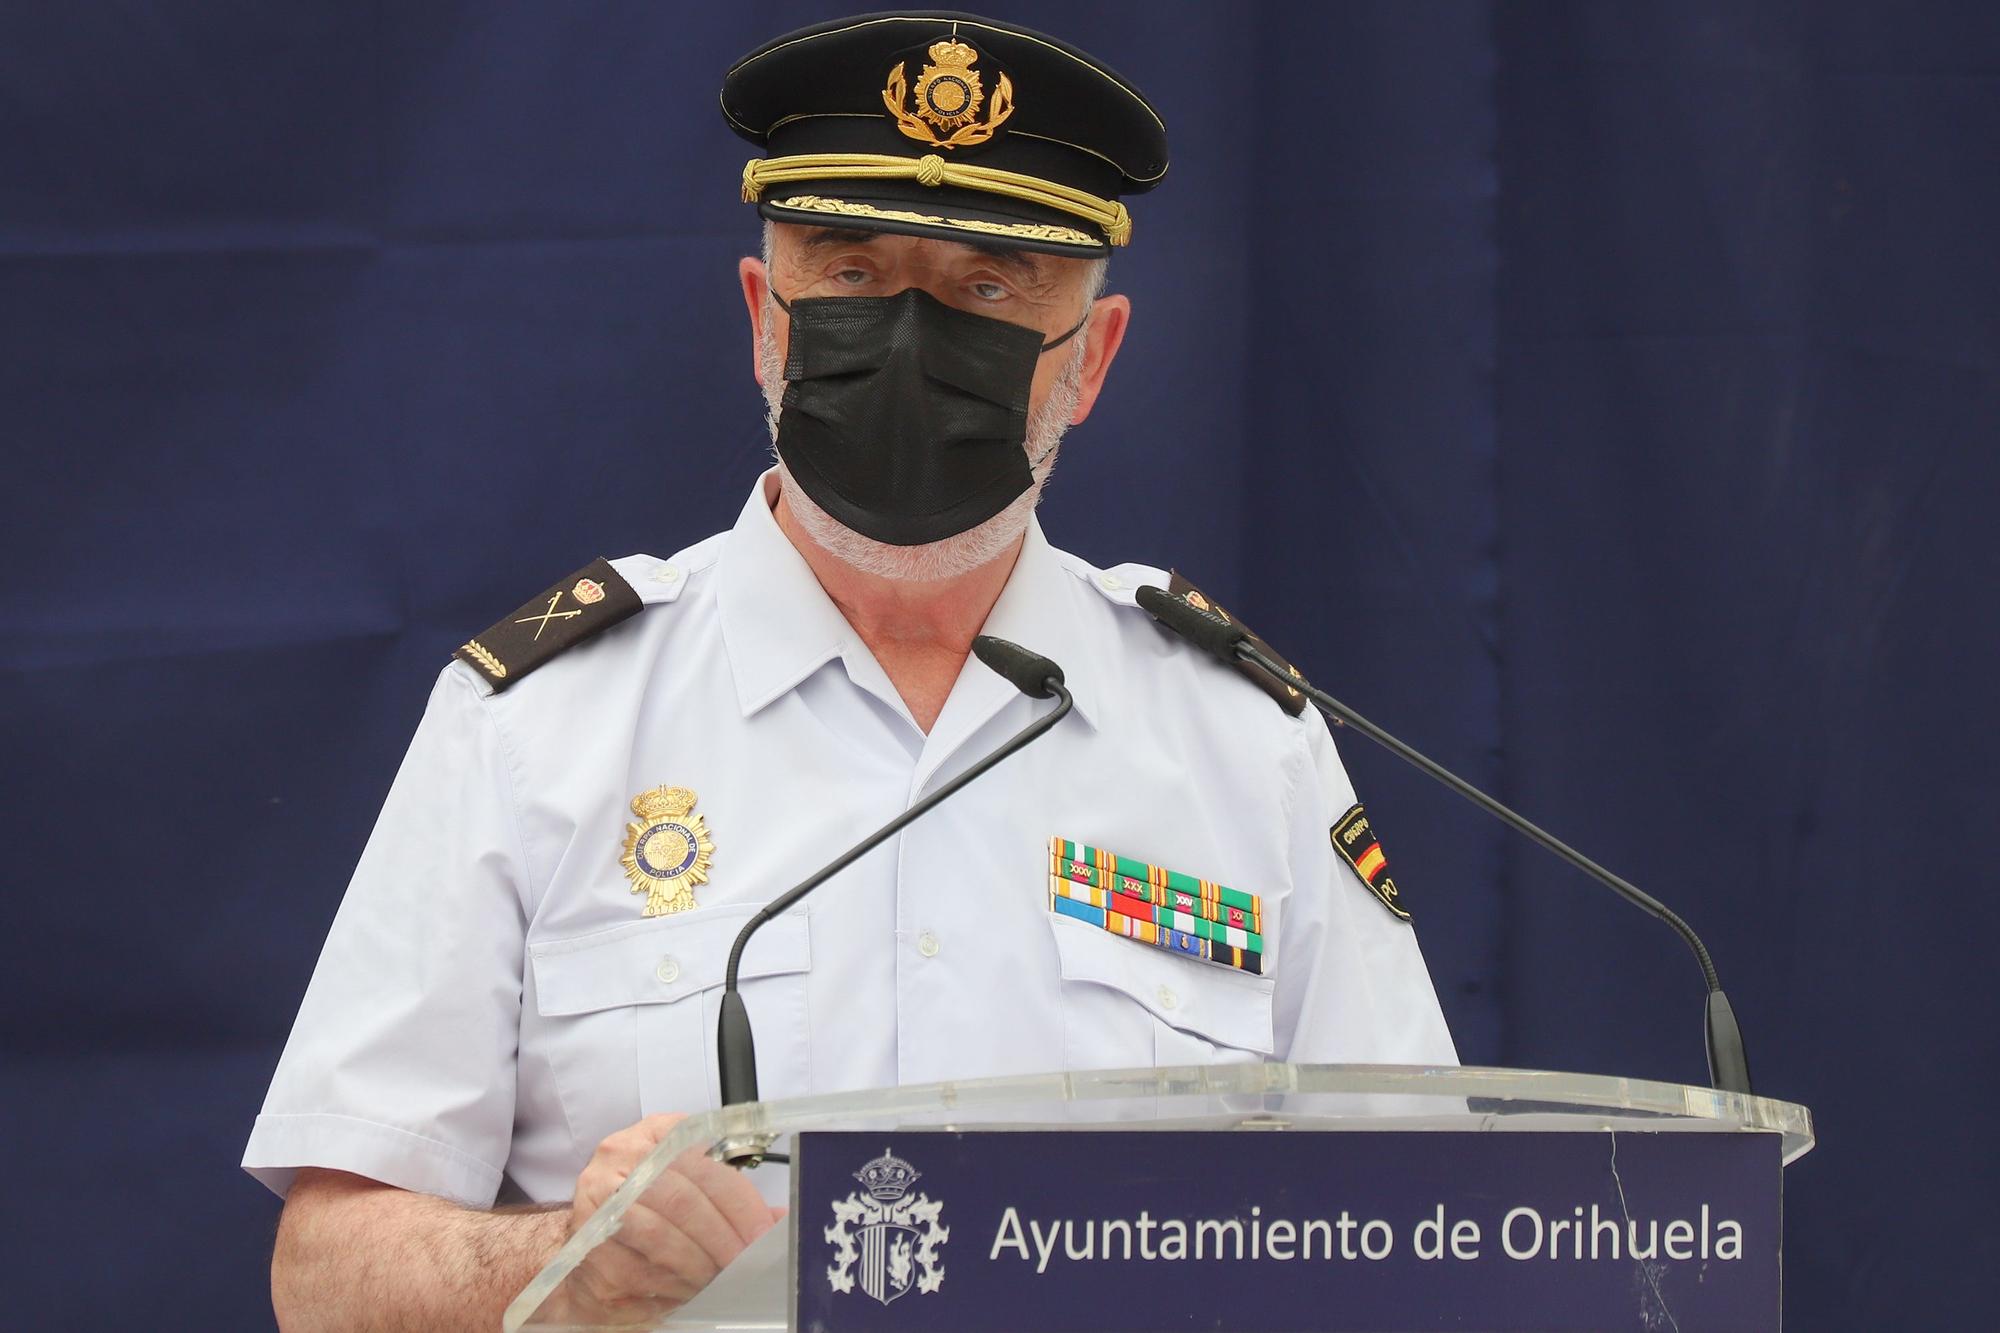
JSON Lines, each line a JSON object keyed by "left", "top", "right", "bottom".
{"left": 883, "top": 38, "right": 1014, "bottom": 150}
{"left": 854, "top": 1148, "right": 922, "bottom": 1201}
{"left": 631, "top": 786, "right": 696, "bottom": 820}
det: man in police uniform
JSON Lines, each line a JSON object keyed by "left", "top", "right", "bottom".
{"left": 247, "top": 12, "right": 1455, "bottom": 1328}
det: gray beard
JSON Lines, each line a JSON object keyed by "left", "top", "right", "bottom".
{"left": 757, "top": 310, "right": 1088, "bottom": 583}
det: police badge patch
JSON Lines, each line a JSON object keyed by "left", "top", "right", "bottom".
{"left": 1331, "top": 803, "right": 1412, "bottom": 922}
{"left": 619, "top": 786, "right": 714, "bottom": 917}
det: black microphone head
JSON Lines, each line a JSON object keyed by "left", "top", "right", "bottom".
{"left": 1135, "top": 583, "right": 1246, "bottom": 665}
{"left": 1704, "top": 987, "right": 1754, "bottom": 1095}
{"left": 972, "top": 635, "right": 1064, "bottom": 699}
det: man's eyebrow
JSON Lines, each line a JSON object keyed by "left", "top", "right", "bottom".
{"left": 799, "top": 228, "right": 881, "bottom": 254}
{"left": 959, "top": 240, "right": 1049, "bottom": 279}
{"left": 794, "top": 227, "right": 1053, "bottom": 281}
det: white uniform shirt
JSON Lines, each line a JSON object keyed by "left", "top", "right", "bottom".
{"left": 244, "top": 472, "right": 1455, "bottom": 1208}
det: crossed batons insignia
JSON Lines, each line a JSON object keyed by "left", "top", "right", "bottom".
{"left": 515, "top": 592, "right": 582, "bottom": 640}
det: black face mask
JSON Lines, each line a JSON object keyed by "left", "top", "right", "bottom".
{"left": 771, "top": 286, "right": 1086, "bottom": 547}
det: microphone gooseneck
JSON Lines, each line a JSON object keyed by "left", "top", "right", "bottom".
{"left": 715, "top": 636, "right": 1073, "bottom": 1136}
{"left": 1136, "top": 584, "right": 1754, "bottom": 1096}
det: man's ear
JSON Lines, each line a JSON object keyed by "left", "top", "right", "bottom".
{"left": 740, "top": 256, "right": 772, "bottom": 385}
{"left": 1068, "top": 294, "right": 1131, "bottom": 426}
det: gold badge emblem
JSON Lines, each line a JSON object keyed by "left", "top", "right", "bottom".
{"left": 883, "top": 39, "right": 1014, "bottom": 149}
{"left": 572, "top": 577, "right": 606, "bottom": 604}
{"left": 620, "top": 786, "right": 715, "bottom": 917}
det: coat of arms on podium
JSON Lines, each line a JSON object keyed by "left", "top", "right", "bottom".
{"left": 825, "top": 1147, "right": 949, "bottom": 1305}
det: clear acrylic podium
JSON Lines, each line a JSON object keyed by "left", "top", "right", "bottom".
{"left": 504, "top": 1063, "right": 1814, "bottom": 1331}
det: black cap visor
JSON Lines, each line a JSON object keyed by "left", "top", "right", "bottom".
{"left": 757, "top": 177, "right": 1110, "bottom": 258}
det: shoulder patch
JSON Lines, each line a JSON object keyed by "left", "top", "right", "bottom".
{"left": 1166, "top": 570, "right": 1309, "bottom": 717}
{"left": 454, "top": 557, "right": 641, "bottom": 691}
{"left": 1330, "top": 803, "right": 1412, "bottom": 922}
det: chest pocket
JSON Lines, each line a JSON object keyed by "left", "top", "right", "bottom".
{"left": 1047, "top": 912, "right": 1275, "bottom": 1071}
{"left": 528, "top": 904, "right": 812, "bottom": 1156}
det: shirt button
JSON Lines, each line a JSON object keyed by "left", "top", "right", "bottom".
{"left": 1157, "top": 985, "right": 1178, "bottom": 1011}
{"left": 1098, "top": 572, "right": 1124, "bottom": 591}
{"left": 917, "top": 930, "right": 941, "bottom": 958}
{"left": 655, "top": 956, "right": 681, "bottom": 984}
{"left": 653, "top": 564, "right": 681, "bottom": 584}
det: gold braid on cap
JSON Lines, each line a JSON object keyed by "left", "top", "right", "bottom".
{"left": 742, "top": 152, "right": 1132, "bottom": 246}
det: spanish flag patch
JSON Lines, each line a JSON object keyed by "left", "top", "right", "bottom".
{"left": 1330, "top": 804, "right": 1412, "bottom": 923}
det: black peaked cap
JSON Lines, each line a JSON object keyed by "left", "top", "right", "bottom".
{"left": 723, "top": 10, "right": 1169, "bottom": 257}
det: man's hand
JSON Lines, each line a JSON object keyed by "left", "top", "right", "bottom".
{"left": 270, "top": 1115, "right": 785, "bottom": 1331}
{"left": 559, "top": 1113, "right": 787, "bottom": 1319}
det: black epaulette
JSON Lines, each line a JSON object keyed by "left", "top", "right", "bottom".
{"left": 1166, "top": 570, "right": 1309, "bottom": 717}
{"left": 454, "top": 557, "right": 641, "bottom": 692}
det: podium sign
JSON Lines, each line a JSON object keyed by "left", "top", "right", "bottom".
{"left": 793, "top": 1129, "right": 1780, "bottom": 1332}
{"left": 503, "top": 1065, "right": 1813, "bottom": 1333}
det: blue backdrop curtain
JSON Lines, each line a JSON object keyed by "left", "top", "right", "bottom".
{"left": 2, "top": 3, "right": 1993, "bottom": 1327}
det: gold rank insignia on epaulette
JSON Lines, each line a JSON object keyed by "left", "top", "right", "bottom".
{"left": 1166, "top": 570, "right": 1309, "bottom": 717}
{"left": 454, "top": 558, "right": 641, "bottom": 691}
{"left": 1331, "top": 803, "right": 1412, "bottom": 922}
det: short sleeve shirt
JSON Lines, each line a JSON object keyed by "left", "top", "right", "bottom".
{"left": 243, "top": 472, "right": 1456, "bottom": 1207}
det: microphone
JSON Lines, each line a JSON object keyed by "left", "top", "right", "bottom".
{"left": 1135, "top": 584, "right": 1755, "bottom": 1096}
{"left": 713, "top": 636, "right": 1073, "bottom": 1158}
{"left": 971, "top": 635, "right": 1067, "bottom": 699}
{"left": 1136, "top": 584, "right": 1244, "bottom": 665}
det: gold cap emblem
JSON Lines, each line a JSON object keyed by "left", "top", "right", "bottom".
{"left": 572, "top": 577, "right": 606, "bottom": 604}
{"left": 883, "top": 39, "right": 1014, "bottom": 149}
{"left": 620, "top": 786, "right": 713, "bottom": 917}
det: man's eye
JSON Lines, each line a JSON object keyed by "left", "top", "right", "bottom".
{"left": 970, "top": 282, "right": 1009, "bottom": 302}
{"left": 833, "top": 269, "right": 872, "bottom": 286}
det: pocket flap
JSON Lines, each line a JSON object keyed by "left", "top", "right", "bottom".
{"left": 530, "top": 905, "right": 810, "bottom": 1017}
{"left": 1048, "top": 912, "right": 1275, "bottom": 1055}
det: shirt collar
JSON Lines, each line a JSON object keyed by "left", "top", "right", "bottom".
{"left": 970, "top": 518, "right": 1104, "bottom": 730}
{"left": 716, "top": 471, "right": 1102, "bottom": 729}
{"left": 716, "top": 472, "right": 851, "bottom": 717}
